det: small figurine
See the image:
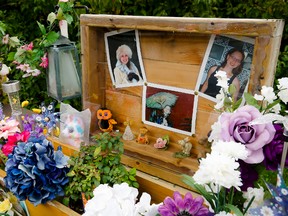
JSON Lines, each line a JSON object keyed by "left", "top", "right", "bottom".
{"left": 97, "top": 108, "right": 117, "bottom": 132}
{"left": 174, "top": 137, "right": 192, "bottom": 158}
{"left": 136, "top": 127, "right": 149, "bottom": 144}
{"left": 154, "top": 135, "right": 169, "bottom": 149}
{"left": 122, "top": 119, "right": 134, "bottom": 141}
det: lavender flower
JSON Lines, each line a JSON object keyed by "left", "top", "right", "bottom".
{"left": 158, "top": 191, "right": 210, "bottom": 216}
{"left": 4, "top": 135, "right": 69, "bottom": 206}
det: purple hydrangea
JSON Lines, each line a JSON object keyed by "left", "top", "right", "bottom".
{"left": 4, "top": 135, "right": 70, "bottom": 206}
{"left": 158, "top": 191, "right": 211, "bottom": 216}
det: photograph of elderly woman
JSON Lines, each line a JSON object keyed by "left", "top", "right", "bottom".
{"left": 198, "top": 35, "right": 255, "bottom": 102}
{"left": 105, "top": 29, "right": 145, "bottom": 88}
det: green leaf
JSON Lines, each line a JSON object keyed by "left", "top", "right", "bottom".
{"left": 103, "top": 166, "right": 110, "bottom": 174}
{"left": 62, "top": 197, "right": 70, "bottom": 207}
{"left": 9, "top": 36, "right": 20, "bottom": 47}
{"left": 37, "top": 21, "right": 46, "bottom": 35}
{"left": 43, "top": 31, "right": 59, "bottom": 47}
{"left": 265, "top": 99, "right": 281, "bottom": 111}
{"left": 0, "top": 21, "right": 6, "bottom": 35}
{"left": 182, "top": 174, "right": 216, "bottom": 210}
{"left": 232, "top": 97, "right": 243, "bottom": 110}
{"left": 129, "top": 175, "right": 136, "bottom": 181}
{"left": 94, "top": 146, "right": 102, "bottom": 157}
{"left": 244, "top": 93, "right": 260, "bottom": 109}
{"left": 224, "top": 204, "right": 244, "bottom": 216}
{"left": 64, "top": 14, "right": 73, "bottom": 24}
{"left": 47, "top": 12, "right": 57, "bottom": 25}
{"left": 229, "top": 83, "right": 236, "bottom": 96}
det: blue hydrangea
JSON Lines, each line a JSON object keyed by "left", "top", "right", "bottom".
{"left": 4, "top": 135, "right": 70, "bottom": 206}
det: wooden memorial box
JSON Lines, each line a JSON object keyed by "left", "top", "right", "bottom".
{"left": 79, "top": 15, "right": 284, "bottom": 202}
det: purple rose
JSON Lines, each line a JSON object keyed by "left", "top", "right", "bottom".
{"left": 220, "top": 105, "right": 275, "bottom": 164}
{"left": 263, "top": 124, "right": 287, "bottom": 171}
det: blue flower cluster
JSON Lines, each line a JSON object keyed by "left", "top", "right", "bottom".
{"left": 4, "top": 135, "right": 70, "bottom": 206}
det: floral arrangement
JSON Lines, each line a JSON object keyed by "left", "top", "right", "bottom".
{"left": 82, "top": 182, "right": 160, "bottom": 216}
{"left": 4, "top": 134, "right": 70, "bottom": 206}
{"left": 0, "top": 176, "right": 28, "bottom": 216}
{"left": 181, "top": 72, "right": 288, "bottom": 215}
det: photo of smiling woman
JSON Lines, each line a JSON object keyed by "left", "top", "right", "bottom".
{"left": 200, "top": 47, "right": 245, "bottom": 101}
{"left": 197, "top": 35, "right": 255, "bottom": 102}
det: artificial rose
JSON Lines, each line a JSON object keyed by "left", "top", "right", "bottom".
{"left": 2, "top": 131, "right": 30, "bottom": 156}
{"left": 219, "top": 105, "right": 275, "bottom": 164}
{"left": 263, "top": 124, "right": 287, "bottom": 170}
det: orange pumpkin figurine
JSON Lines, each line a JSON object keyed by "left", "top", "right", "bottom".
{"left": 97, "top": 108, "right": 117, "bottom": 132}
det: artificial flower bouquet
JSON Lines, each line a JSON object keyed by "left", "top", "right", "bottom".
{"left": 4, "top": 133, "right": 70, "bottom": 206}
{"left": 181, "top": 72, "right": 288, "bottom": 215}
{"left": 82, "top": 182, "right": 211, "bottom": 216}
{"left": 0, "top": 100, "right": 70, "bottom": 208}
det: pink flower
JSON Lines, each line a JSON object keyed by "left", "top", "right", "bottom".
{"left": 39, "top": 53, "right": 49, "bottom": 68}
{"left": 0, "top": 119, "right": 20, "bottom": 140}
{"left": 219, "top": 105, "right": 275, "bottom": 164}
{"left": 27, "top": 42, "right": 33, "bottom": 50}
{"left": 2, "top": 34, "right": 9, "bottom": 44}
{"left": 2, "top": 142, "right": 16, "bottom": 156}
{"left": 20, "top": 42, "right": 33, "bottom": 51}
{"left": 16, "top": 64, "right": 30, "bottom": 72}
{"left": 22, "top": 69, "right": 41, "bottom": 78}
{"left": 154, "top": 138, "right": 167, "bottom": 149}
{"left": 2, "top": 131, "right": 30, "bottom": 156}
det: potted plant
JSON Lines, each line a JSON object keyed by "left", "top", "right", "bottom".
{"left": 63, "top": 132, "right": 139, "bottom": 214}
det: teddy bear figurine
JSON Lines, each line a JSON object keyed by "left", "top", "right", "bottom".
{"left": 136, "top": 127, "right": 149, "bottom": 144}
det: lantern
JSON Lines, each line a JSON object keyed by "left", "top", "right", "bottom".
{"left": 47, "top": 36, "right": 81, "bottom": 101}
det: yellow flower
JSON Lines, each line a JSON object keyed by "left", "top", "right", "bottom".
{"left": 0, "top": 199, "right": 12, "bottom": 213}
{"left": 21, "top": 100, "right": 29, "bottom": 107}
{"left": 53, "top": 127, "right": 60, "bottom": 137}
{"left": 32, "top": 108, "right": 41, "bottom": 114}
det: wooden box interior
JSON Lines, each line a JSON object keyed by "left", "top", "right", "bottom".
{"left": 80, "top": 15, "right": 284, "bottom": 191}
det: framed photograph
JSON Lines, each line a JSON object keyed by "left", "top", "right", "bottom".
{"left": 142, "top": 83, "right": 197, "bottom": 136}
{"left": 196, "top": 34, "right": 255, "bottom": 102}
{"left": 105, "top": 29, "right": 146, "bottom": 88}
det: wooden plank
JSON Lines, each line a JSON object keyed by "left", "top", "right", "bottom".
{"left": 80, "top": 15, "right": 284, "bottom": 37}
{"left": 140, "top": 31, "right": 209, "bottom": 64}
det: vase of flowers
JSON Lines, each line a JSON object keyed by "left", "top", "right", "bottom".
{"left": 180, "top": 73, "right": 288, "bottom": 215}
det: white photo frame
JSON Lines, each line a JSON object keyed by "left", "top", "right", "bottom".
{"left": 142, "top": 82, "right": 198, "bottom": 136}
{"left": 104, "top": 29, "right": 146, "bottom": 88}
{"left": 196, "top": 34, "right": 255, "bottom": 102}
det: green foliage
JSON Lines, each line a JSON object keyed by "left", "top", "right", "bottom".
{"left": 64, "top": 132, "right": 138, "bottom": 208}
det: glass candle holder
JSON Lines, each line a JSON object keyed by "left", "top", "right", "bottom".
{"left": 2, "top": 80, "right": 23, "bottom": 130}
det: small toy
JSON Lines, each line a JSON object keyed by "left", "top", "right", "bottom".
{"left": 61, "top": 114, "right": 85, "bottom": 148}
{"left": 122, "top": 119, "right": 134, "bottom": 141}
{"left": 136, "top": 127, "right": 149, "bottom": 144}
{"left": 154, "top": 135, "right": 169, "bottom": 149}
{"left": 174, "top": 137, "right": 192, "bottom": 158}
{"left": 35, "top": 101, "right": 60, "bottom": 134}
{"left": 97, "top": 108, "right": 117, "bottom": 132}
